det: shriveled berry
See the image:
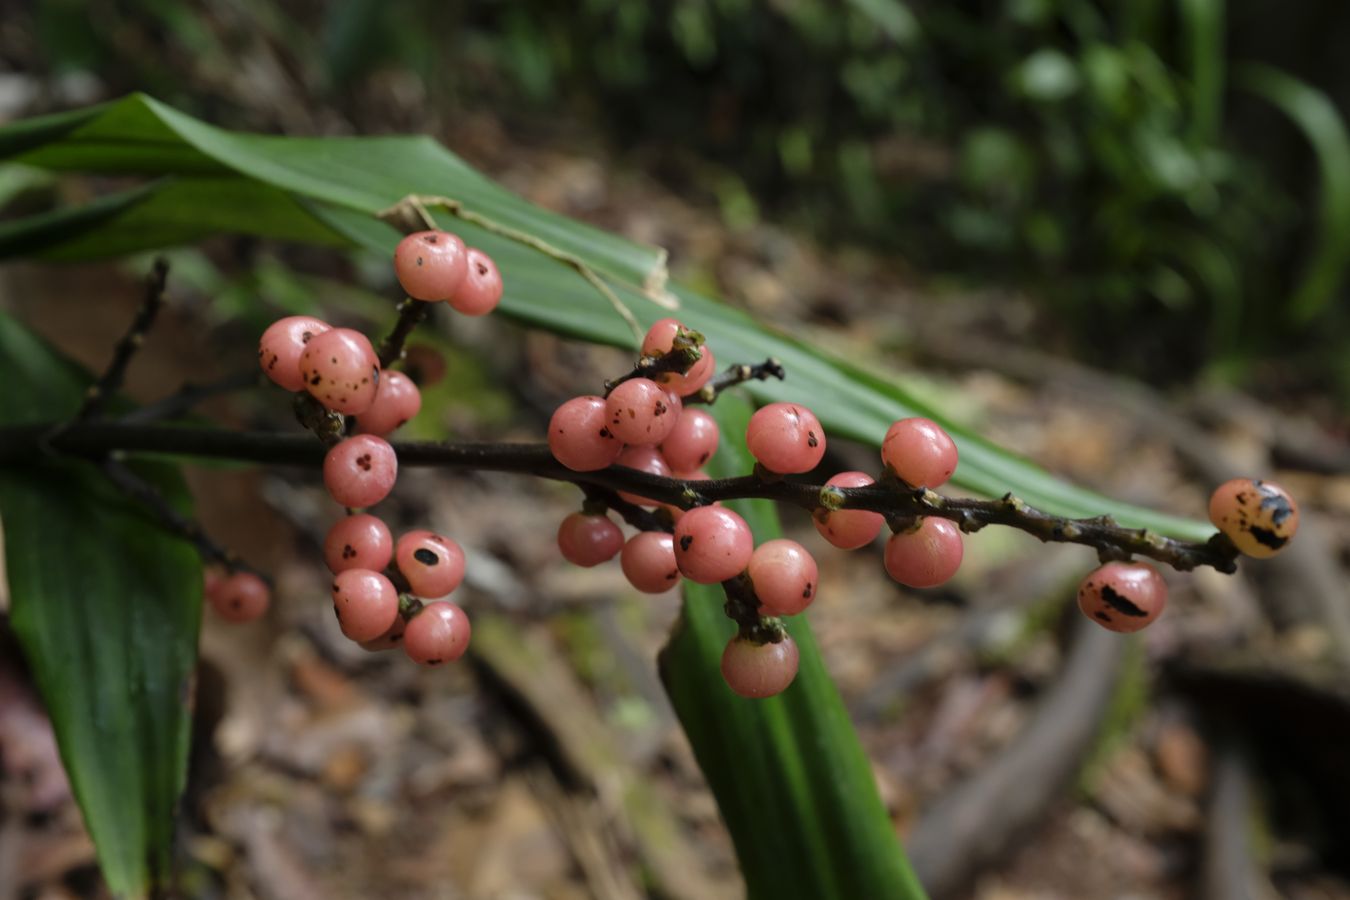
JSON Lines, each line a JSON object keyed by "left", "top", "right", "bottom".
{"left": 359, "top": 614, "right": 407, "bottom": 652}
{"left": 323, "top": 513, "right": 393, "bottom": 574}
{"left": 548, "top": 395, "right": 623, "bottom": 472}
{"left": 299, "top": 327, "right": 381, "bottom": 415}
{"left": 620, "top": 531, "right": 681, "bottom": 593}
{"left": 356, "top": 370, "right": 422, "bottom": 437}
{"left": 557, "top": 513, "right": 624, "bottom": 567}
{"left": 661, "top": 408, "right": 719, "bottom": 472}
{"left": 324, "top": 434, "right": 398, "bottom": 509}
{"left": 881, "top": 417, "right": 958, "bottom": 488}
{"left": 813, "top": 471, "right": 885, "bottom": 549}
{"left": 605, "top": 378, "right": 680, "bottom": 445}
{"left": 745, "top": 403, "right": 826, "bottom": 474}
{"left": 640, "top": 317, "right": 715, "bottom": 395}
{"left": 258, "top": 316, "right": 331, "bottom": 391}
{"left": 1208, "top": 478, "right": 1299, "bottom": 558}
{"left": 403, "top": 601, "right": 472, "bottom": 665}
{"left": 673, "top": 506, "right": 754, "bottom": 584}
{"left": 720, "top": 635, "right": 799, "bottom": 699}
{"left": 394, "top": 230, "right": 468, "bottom": 301}
{"left": 331, "top": 569, "right": 399, "bottom": 642}
{"left": 448, "top": 248, "right": 503, "bottom": 316}
{"left": 1077, "top": 561, "right": 1167, "bottom": 633}
{"left": 884, "top": 518, "right": 963, "bottom": 588}
{"left": 208, "top": 571, "right": 270, "bottom": 623}
{"left": 748, "top": 539, "right": 818, "bottom": 617}
{"left": 396, "top": 530, "right": 466, "bottom": 598}
{"left": 615, "top": 445, "right": 673, "bottom": 507}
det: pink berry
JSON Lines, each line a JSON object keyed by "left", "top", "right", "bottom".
{"left": 615, "top": 445, "right": 673, "bottom": 507}
{"left": 884, "top": 518, "right": 964, "bottom": 588}
{"left": 331, "top": 569, "right": 400, "bottom": 642}
{"left": 207, "top": 571, "right": 270, "bottom": 623}
{"left": 557, "top": 513, "right": 624, "bottom": 567}
{"left": 1208, "top": 478, "right": 1299, "bottom": 558}
{"left": 640, "top": 318, "right": 682, "bottom": 358}
{"left": 605, "top": 378, "right": 680, "bottom": 445}
{"left": 396, "top": 531, "right": 466, "bottom": 598}
{"left": 620, "top": 531, "right": 681, "bottom": 593}
{"left": 548, "top": 395, "right": 623, "bottom": 472}
{"left": 356, "top": 370, "right": 422, "bottom": 437}
{"left": 394, "top": 230, "right": 468, "bottom": 301}
{"left": 881, "top": 417, "right": 959, "bottom": 488}
{"left": 323, "top": 513, "right": 393, "bottom": 574}
{"left": 448, "top": 248, "right": 503, "bottom": 316}
{"left": 258, "top": 316, "right": 331, "bottom": 391}
{"left": 745, "top": 402, "right": 826, "bottom": 474}
{"left": 661, "top": 408, "right": 719, "bottom": 472}
{"left": 720, "top": 635, "right": 799, "bottom": 698}
{"left": 359, "top": 614, "right": 407, "bottom": 652}
{"left": 299, "top": 327, "right": 381, "bottom": 415}
{"left": 1077, "top": 561, "right": 1167, "bottom": 633}
{"left": 673, "top": 506, "right": 754, "bottom": 584}
{"left": 640, "top": 317, "right": 716, "bottom": 395}
{"left": 403, "top": 601, "right": 472, "bottom": 665}
{"left": 323, "top": 435, "right": 398, "bottom": 509}
{"left": 748, "top": 539, "right": 818, "bottom": 617}
{"left": 813, "top": 471, "right": 885, "bottom": 550}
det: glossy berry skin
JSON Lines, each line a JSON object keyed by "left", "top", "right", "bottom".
{"left": 813, "top": 471, "right": 885, "bottom": 549}
{"left": 673, "top": 506, "right": 754, "bottom": 584}
{"left": 745, "top": 403, "right": 826, "bottom": 474}
{"left": 299, "top": 327, "right": 381, "bottom": 415}
{"left": 359, "top": 615, "right": 407, "bottom": 652}
{"left": 403, "top": 601, "right": 472, "bottom": 666}
{"left": 881, "top": 417, "right": 959, "bottom": 488}
{"left": 661, "top": 408, "right": 719, "bottom": 472}
{"left": 605, "top": 378, "right": 680, "bottom": 446}
{"left": 1077, "top": 562, "right": 1167, "bottom": 633}
{"left": 557, "top": 513, "right": 624, "bottom": 567}
{"left": 548, "top": 395, "right": 623, "bottom": 472}
{"left": 620, "top": 532, "right": 681, "bottom": 593}
{"left": 331, "top": 569, "right": 400, "bottom": 642}
{"left": 208, "top": 571, "right": 270, "bottom": 623}
{"left": 323, "top": 435, "right": 398, "bottom": 509}
{"left": 748, "top": 539, "right": 818, "bottom": 617}
{"left": 258, "top": 316, "right": 331, "bottom": 391}
{"left": 394, "top": 230, "right": 468, "bottom": 301}
{"left": 324, "top": 513, "right": 394, "bottom": 574}
{"left": 356, "top": 370, "right": 422, "bottom": 437}
{"left": 396, "top": 531, "right": 466, "bottom": 598}
{"left": 448, "top": 248, "right": 504, "bottom": 316}
{"left": 721, "top": 635, "right": 799, "bottom": 699}
{"left": 641, "top": 317, "right": 716, "bottom": 395}
{"left": 884, "top": 518, "right": 963, "bottom": 588}
{"left": 1208, "top": 478, "right": 1299, "bottom": 558}
{"left": 615, "top": 445, "right": 673, "bottom": 507}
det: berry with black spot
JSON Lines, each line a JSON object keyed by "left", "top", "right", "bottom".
{"left": 1208, "top": 477, "right": 1299, "bottom": 558}
{"left": 1077, "top": 561, "right": 1167, "bottom": 633}
{"left": 396, "top": 530, "right": 466, "bottom": 598}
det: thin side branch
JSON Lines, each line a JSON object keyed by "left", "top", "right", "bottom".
{"left": 75, "top": 258, "right": 170, "bottom": 421}
{"left": 376, "top": 296, "right": 434, "bottom": 369}
{"left": 684, "top": 358, "right": 786, "bottom": 405}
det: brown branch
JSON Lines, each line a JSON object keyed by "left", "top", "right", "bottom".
{"left": 683, "top": 358, "right": 786, "bottom": 405}
{"left": 74, "top": 258, "right": 170, "bottom": 421}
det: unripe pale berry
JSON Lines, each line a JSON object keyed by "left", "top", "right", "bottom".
{"left": 813, "top": 471, "right": 885, "bottom": 549}
{"left": 403, "top": 601, "right": 472, "bottom": 666}
{"left": 720, "top": 635, "right": 799, "bottom": 698}
{"left": 884, "top": 518, "right": 963, "bottom": 588}
{"left": 1208, "top": 478, "right": 1299, "bottom": 558}
{"left": 661, "top": 408, "right": 719, "bottom": 472}
{"left": 673, "top": 506, "right": 754, "bottom": 584}
{"left": 881, "top": 417, "right": 959, "bottom": 488}
{"left": 323, "top": 513, "right": 394, "bottom": 574}
{"left": 615, "top": 445, "right": 673, "bottom": 507}
{"left": 748, "top": 539, "right": 818, "bottom": 617}
{"left": 448, "top": 248, "right": 504, "bottom": 316}
{"left": 359, "top": 614, "right": 407, "bottom": 652}
{"left": 331, "top": 569, "right": 400, "bottom": 642}
{"left": 356, "top": 370, "right": 422, "bottom": 437}
{"left": 548, "top": 395, "right": 623, "bottom": 472}
{"left": 605, "top": 378, "right": 680, "bottom": 445}
{"left": 299, "top": 327, "right": 381, "bottom": 415}
{"left": 745, "top": 403, "right": 826, "bottom": 474}
{"left": 557, "top": 513, "right": 624, "bottom": 567}
{"left": 641, "top": 317, "right": 716, "bottom": 395}
{"left": 258, "top": 316, "right": 331, "bottom": 391}
{"left": 396, "top": 531, "right": 466, "bottom": 598}
{"left": 208, "top": 571, "right": 270, "bottom": 623}
{"left": 394, "top": 230, "right": 468, "bottom": 301}
{"left": 323, "top": 435, "right": 398, "bottom": 509}
{"left": 1077, "top": 561, "right": 1167, "bottom": 633}
{"left": 620, "top": 531, "right": 681, "bottom": 593}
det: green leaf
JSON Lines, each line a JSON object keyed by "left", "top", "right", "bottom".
{"left": 0, "top": 312, "right": 201, "bottom": 898}
{"left": 660, "top": 394, "right": 927, "bottom": 900}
